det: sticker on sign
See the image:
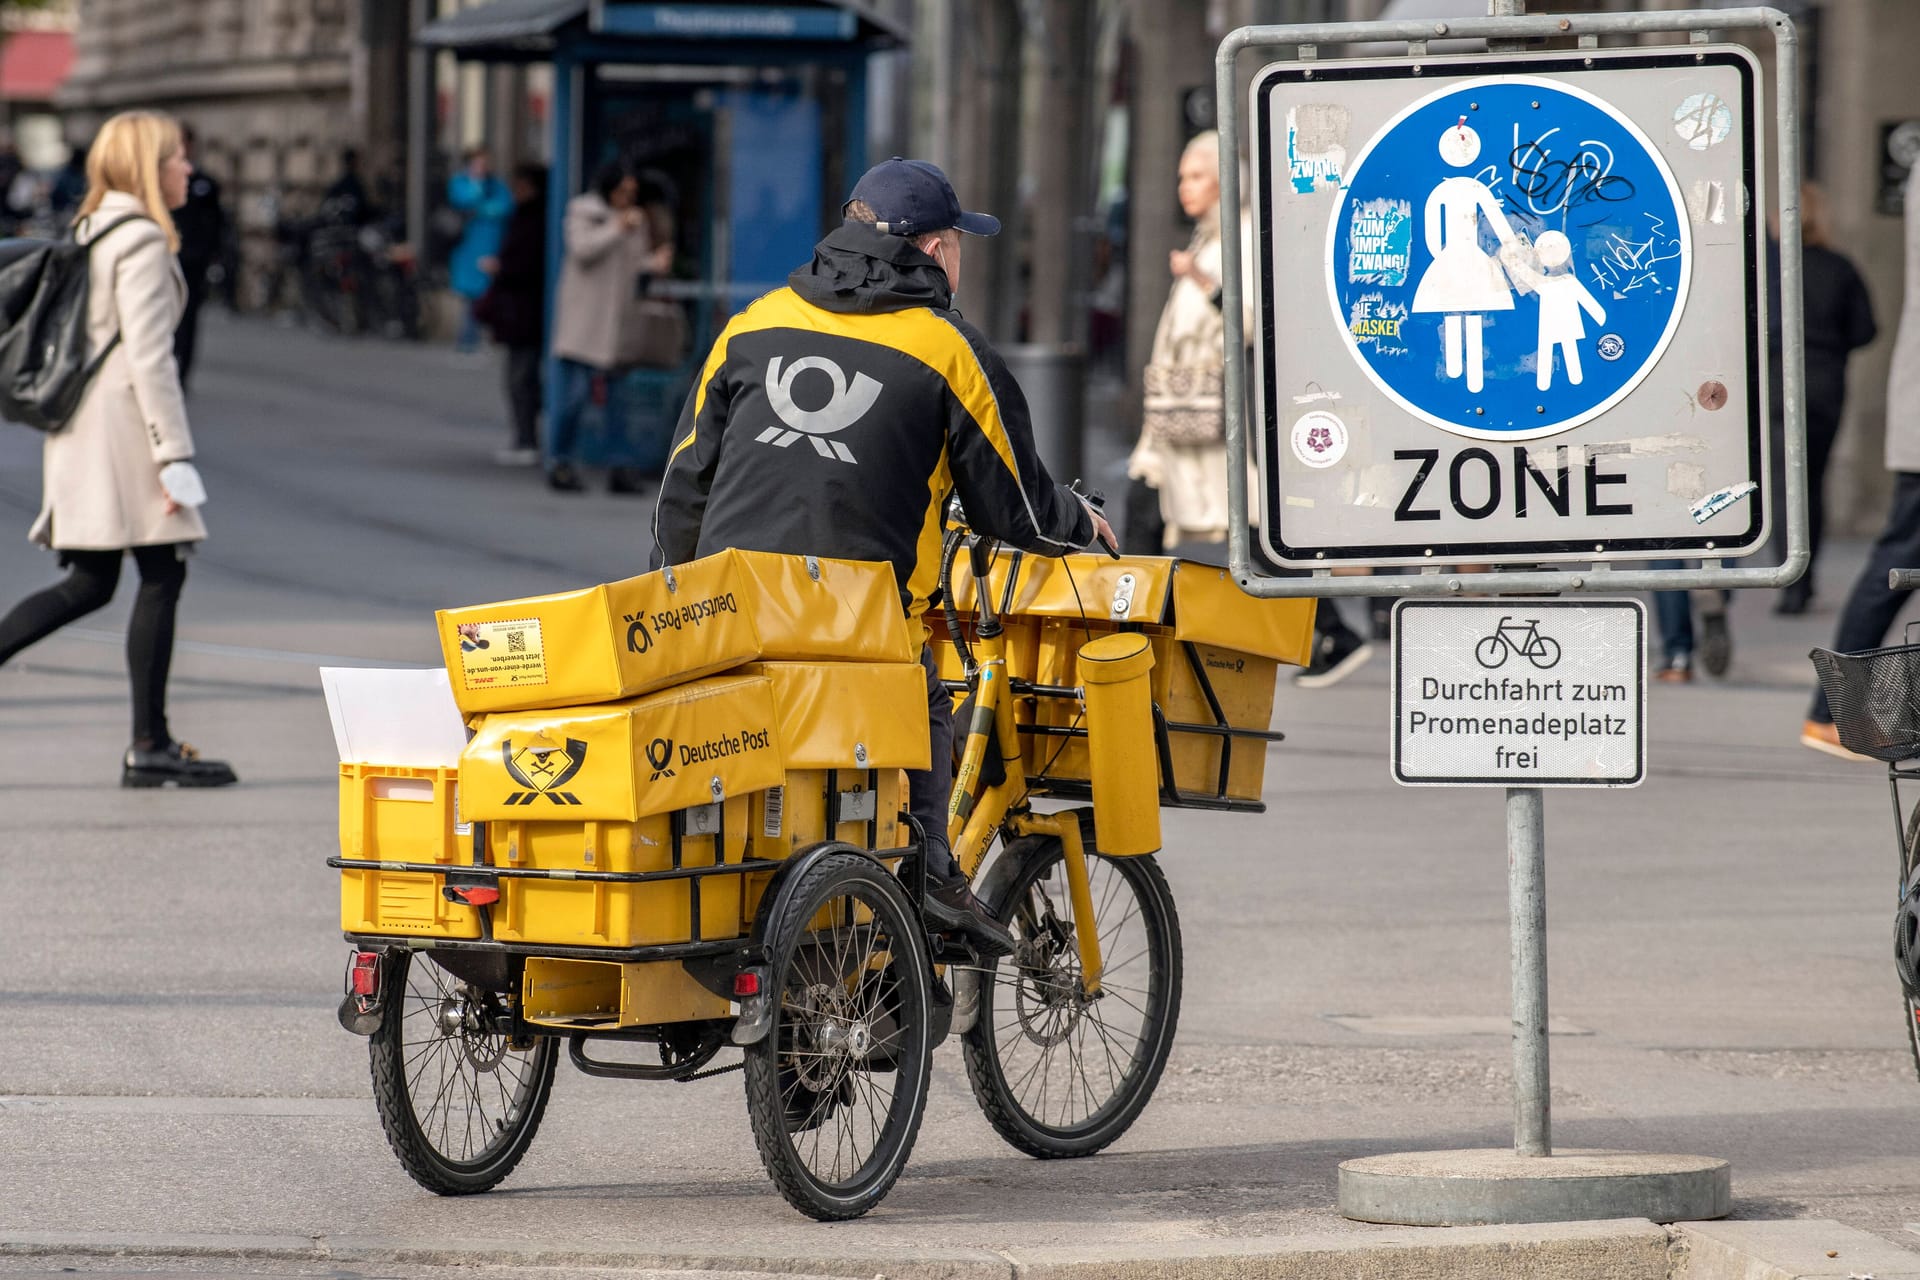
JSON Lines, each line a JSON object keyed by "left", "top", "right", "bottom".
{"left": 1391, "top": 599, "right": 1645, "bottom": 787}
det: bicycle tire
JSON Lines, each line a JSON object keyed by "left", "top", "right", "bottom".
{"left": 962, "top": 837, "right": 1182, "bottom": 1158}
{"left": 743, "top": 851, "right": 933, "bottom": 1220}
{"left": 368, "top": 949, "right": 556, "bottom": 1195}
{"left": 1474, "top": 636, "right": 1508, "bottom": 669}
{"left": 1903, "top": 807, "right": 1920, "bottom": 1085}
{"left": 1529, "top": 636, "right": 1563, "bottom": 669}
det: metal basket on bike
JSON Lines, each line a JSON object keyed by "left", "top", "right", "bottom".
{"left": 1808, "top": 641, "right": 1920, "bottom": 763}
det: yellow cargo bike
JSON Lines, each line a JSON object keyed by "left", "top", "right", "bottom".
{"left": 330, "top": 510, "right": 1314, "bottom": 1220}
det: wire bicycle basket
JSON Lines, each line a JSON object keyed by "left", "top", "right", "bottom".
{"left": 1809, "top": 641, "right": 1920, "bottom": 763}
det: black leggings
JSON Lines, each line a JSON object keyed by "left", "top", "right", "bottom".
{"left": 0, "top": 544, "right": 188, "bottom": 746}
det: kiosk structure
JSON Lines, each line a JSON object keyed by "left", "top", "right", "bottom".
{"left": 419, "top": 1, "right": 905, "bottom": 469}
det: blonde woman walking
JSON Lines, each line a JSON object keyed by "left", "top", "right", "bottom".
{"left": 0, "top": 111, "right": 234, "bottom": 787}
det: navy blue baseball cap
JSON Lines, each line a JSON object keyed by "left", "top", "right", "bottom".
{"left": 846, "top": 157, "right": 1000, "bottom": 238}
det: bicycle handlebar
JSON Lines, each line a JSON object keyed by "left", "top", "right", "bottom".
{"left": 1893, "top": 569, "right": 1920, "bottom": 591}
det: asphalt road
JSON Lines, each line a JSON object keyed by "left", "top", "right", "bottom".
{"left": 0, "top": 314, "right": 1915, "bottom": 1268}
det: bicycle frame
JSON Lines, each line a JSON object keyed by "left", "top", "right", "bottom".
{"left": 944, "top": 542, "right": 1107, "bottom": 998}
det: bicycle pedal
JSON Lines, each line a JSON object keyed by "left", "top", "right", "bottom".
{"left": 930, "top": 936, "right": 982, "bottom": 968}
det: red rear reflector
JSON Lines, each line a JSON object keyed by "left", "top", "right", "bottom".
{"left": 350, "top": 952, "right": 379, "bottom": 996}
{"left": 733, "top": 971, "right": 760, "bottom": 997}
{"left": 450, "top": 886, "right": 500, "bottom": 906}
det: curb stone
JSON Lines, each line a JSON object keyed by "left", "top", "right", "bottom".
{"left": 0, "top": 1221, "right": 1670, "bottom": 1279}
{"left": 2, "top": 1220, "right": 1915, "bottom": 1279}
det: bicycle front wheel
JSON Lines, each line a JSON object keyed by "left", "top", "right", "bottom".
{"left": 1474, "top": 636, "right": 1507, "bottom": 669}
{"left": 962, "top": 836, "right": 1182, "bottom": 1158}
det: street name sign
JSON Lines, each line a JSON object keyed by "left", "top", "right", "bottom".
{"left": 1251, "top": 48, "right": 1765, "bottom": 566}
{"left": 1391, "top": 599, "right": 1646, "bottom": 787}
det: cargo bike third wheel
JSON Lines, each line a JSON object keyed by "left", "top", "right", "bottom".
{"left": 368, "top": 949, "right": 557, "bottom": 1195}
{"left": 743, "top": 849, "right": 935, "bottom": 1221}
{"left": 963, "top": 825, "right": 1183, "bottom": 1158}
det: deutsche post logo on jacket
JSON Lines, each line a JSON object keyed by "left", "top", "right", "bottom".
{"left": 758, "top": 356, "right": 883, "bottom": 463}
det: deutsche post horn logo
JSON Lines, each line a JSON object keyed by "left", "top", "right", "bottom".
{"left": 625, "top": 612, "right": 652, "bottom": 655}
{"left": 755, "top": 355, "right": 882, "bottom": 464}
{"left": 501, "top": 737, "right": 588, "bottom": 806}
{"left": 645, "top": 736, "right": 676, "bottom": 781}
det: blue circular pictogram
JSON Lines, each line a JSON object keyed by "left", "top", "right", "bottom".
{"left": 1327, "top": 76, "right": 1691, "bottom": 440}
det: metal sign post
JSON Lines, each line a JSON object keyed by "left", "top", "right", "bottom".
{"left": 1213, "top": 6, "right": 1780, "bottom": 1227}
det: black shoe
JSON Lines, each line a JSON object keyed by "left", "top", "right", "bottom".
{"left": 607, "top": 466, "right": 653, "bottom": 495}
{"left": 922, "top": 876, "right": 1015, "bottom": 957}
{"left": 1699, "top": 608, "right": 1732, "bottom": 677}
{"left": 122, "top": 740, "right": 237, "bottom": 788}
{"left": 1774, "top": 583, "right": 1811, "bottom": 615}
{"left": 1294, "top": 630, "right": 1374, "bottom": 689}
{"left": 546, "top": 464, "right": 584, "bottom": 493}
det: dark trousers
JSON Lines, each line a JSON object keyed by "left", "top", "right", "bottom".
{"left": 0, "top": 545, "right": 188, "bottom": 745}
{"left": 1810, "top": 471, "right": 1920, "bottom": 723}
{"left": 504, "top": 343, "right": 541, "bottom": 451}
{"left": 174, "top": 274, "right": 208, "bottom": 391}
{"left": 907, "top": 645, "right": 960, "bottom": 883}
{"left": 1804, "top": 405, "right": 1843, "bottom": 589}
{"left": 1122, "top": 477, "right": 1165, "bottom": 555}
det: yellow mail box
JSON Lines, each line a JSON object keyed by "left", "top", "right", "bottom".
{"left": 734, "top": 661, "right": 931, "bottom": 771}
{"left": 459, "top": 673, "right": 787, "bottom": 822}
{"left": 941, "top": 555, "right": 1316, "bottom": 804}
{"left": 436, "top": 549, "right": 915, "bottom": 715}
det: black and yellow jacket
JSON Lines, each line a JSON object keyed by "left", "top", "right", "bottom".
{"left": 653, "top": 223, "right": 1093, "bottom": 621}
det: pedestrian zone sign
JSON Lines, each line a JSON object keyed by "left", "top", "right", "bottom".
{"left": 1253, "top": 48, "right": 1765, "bottom": 567}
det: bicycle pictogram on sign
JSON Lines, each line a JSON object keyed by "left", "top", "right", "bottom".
{"left": 1475, "top": 617, "right": 1562, "bottom": 670}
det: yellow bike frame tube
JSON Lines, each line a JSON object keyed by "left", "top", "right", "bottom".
{"left": 948, "top": 659, "right": 1000, "bottom": 839}
{"left": 1009, "top": 811, "right": 1103, "bottom": 997}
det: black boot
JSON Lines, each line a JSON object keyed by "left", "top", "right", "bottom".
{"left": 922, "top": 874, "right": 1015, "bottom": 956}
{"left": 122, "top": 740, "right": 237, "bottom": 788}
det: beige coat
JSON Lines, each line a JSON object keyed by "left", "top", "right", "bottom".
{"left": 1885, "top": 173, "right": 1920, "bottom": 472}
{"left": 550, "top": 191, "right": 659, "bottom": 372}
{"left": 1127, "top": 210, "right": 1255, "bottom": 546}
{"left": 30, "top": 189, "right": 203, "bottom": 550}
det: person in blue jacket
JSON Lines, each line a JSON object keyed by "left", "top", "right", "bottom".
{"left": 447, "top": 147, "right": 512, "bottom": 353}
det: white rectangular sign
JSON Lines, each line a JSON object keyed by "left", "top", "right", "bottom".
{"left": 1391, "top": 599, "right": 1645, "bottom": 787}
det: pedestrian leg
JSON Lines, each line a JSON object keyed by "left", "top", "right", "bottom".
{"left": 1809, "top": 473, "right": 1920, "bottom": 723}
{"left": 126, "top": 544, "right": 186, "bottom": 749}
{"left": 0, "top": 551, "right": 121, "bottom": 665}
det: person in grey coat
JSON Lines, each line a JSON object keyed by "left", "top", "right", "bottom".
{"left": 1803, "top": 174, "right": 1919, "bottom": 758}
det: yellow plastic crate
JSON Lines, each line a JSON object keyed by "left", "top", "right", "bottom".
{"left": 337, "top": 763, "right": 479, "bottom": 939}
{"left": 340, "top": 870, "right": 480, "bottom": 939}
{"left": 489, "top": 796, "right": 750, "bottom": 948}
{"left": 337, "top": 763, "right": 465, "bottom": 862}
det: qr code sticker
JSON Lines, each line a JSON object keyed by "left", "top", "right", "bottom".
{"left": 507, "top": 630, "right": 526, "bottom": 653}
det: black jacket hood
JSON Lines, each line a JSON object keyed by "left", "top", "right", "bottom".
{"left": 789, "top": 222, "right": 952, "bottom": 315}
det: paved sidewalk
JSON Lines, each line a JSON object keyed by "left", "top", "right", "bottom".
{"left": 0, "top": 316, "right": 1915, "bottom": 1275}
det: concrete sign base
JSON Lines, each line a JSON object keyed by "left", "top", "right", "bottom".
{"left": 1338, "top": 1148, "right": 1730, "bottom": 1226}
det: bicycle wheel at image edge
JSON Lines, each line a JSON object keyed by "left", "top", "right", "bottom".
{"left": 743, "top": 851, "right": 934, "bottom": 1220}
{"left": 962, "top": 833, "right": 1183, "bottom": 1158}
{"left": 1902, "top": 806, "right": 1920, "bottom": 1085}
{"left": 368, "top": 949, "right": 557, "bottom": 1195}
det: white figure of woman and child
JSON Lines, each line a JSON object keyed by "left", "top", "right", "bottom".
{"left": 1408, "top": 119, "right": 1606, "bottom": 394}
